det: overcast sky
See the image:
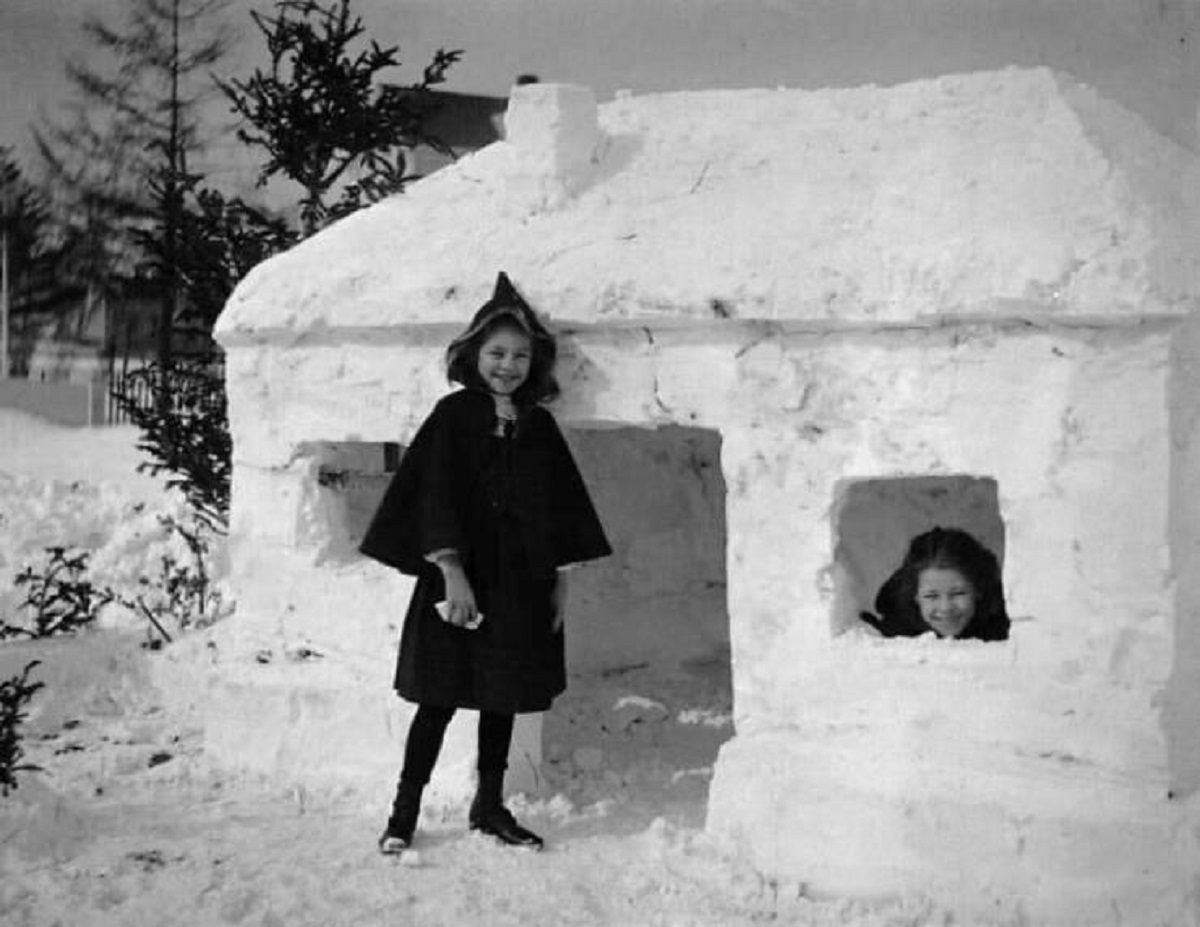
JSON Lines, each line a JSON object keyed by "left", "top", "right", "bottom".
{"left": 2, "top": 0, "right": 1197, "bottom": 176}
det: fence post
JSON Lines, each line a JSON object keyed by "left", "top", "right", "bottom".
{"left": 87, "top": 380, "right": 97, "bottom": 427}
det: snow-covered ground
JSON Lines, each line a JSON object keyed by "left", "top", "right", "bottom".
{"left": 0, "top": 409, "right": 958, "bottom": 926}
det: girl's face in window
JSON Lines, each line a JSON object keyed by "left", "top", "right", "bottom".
{"left": 916, "top": 567, "right": 976, "bottom": 638}
{"left": 477, "top": 325, "right": 532, "bottom": 396}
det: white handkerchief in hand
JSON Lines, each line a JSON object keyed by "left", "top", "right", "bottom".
{"left": 435, "top": 600, "right": 483, "bottom": 630}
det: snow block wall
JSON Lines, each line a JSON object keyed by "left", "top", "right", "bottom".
{"left": 212, "top": 69, "right": 1200, "bottom": 923}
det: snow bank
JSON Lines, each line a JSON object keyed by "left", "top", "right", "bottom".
{"left": 0, "top": 410, "right": 163, "bottom": 497}
{"left": 0, "top": 409, "right": 193, "bottom": 634}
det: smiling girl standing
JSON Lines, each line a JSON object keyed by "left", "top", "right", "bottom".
{"left": 360, "top": 272, "right": 611, "bottom": 854}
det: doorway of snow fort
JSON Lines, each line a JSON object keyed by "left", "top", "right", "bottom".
{"left": 831, "top": 475, "right": 1005, "bottom": 635}
{"left": 543, "top": 424, "right": 733, "bottom": 832}
{"left": 298, "top": 429, "right": 733, "bottom": 820}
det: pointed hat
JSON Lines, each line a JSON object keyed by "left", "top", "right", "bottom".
{"left": 456, "top": 271, "right": 546, "bottom": 341}
{"left": 489, "top": 271, "right": 527, "bottom": 312}
{"left": 445, "top": 271, "right": 560, "bottom": 403}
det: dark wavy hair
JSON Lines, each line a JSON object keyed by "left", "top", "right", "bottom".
{"left": 867, "top": 526, "right": 1010, "bottom": 641}
{"left": 445, "top": 308, "right": 560, "bottom": 407}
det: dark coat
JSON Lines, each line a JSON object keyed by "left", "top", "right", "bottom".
{"left": 360, "top": 389, "right": 611, "bottom": 712}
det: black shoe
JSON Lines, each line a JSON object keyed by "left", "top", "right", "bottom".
{"left": 378, "top": 807, "right": 418, "bottom": 854}
{"left": 379, "top": 830, "right": 412, "bottom": 854}
{"left": 378, "top": 781, "right": 422, "bottom": 854}
{"left": 468, "top": 802, "right": 544, "bottom": 849}
{"left": 377, "top": 827, "right": 412, "bottom": 855}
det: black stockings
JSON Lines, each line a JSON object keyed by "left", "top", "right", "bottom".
{"left": 399, "top": 705, "right": 515, "bottom": 786}
{"left": 477, "top": 711, "right": 514, "bottom": 774}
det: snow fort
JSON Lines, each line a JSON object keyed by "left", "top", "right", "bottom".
{"left": 209, "top": 68, "right": 1200, "bottom": 923}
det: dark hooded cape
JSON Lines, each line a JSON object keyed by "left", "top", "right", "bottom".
{"left": 360, "top": 389, "right": 611, "bottom": 712}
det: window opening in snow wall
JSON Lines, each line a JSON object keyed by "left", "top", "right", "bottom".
{"left": 831, "top": 475, "right": 1006, "bottom": 639}
{"left": 301, "top": 440, "right": 402, "bottom": 564}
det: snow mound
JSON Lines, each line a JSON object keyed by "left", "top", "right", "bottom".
{"left": 0, "top": 410, "right": 165, "bottom": 497}
{"left": 0, "top": 412, "right": 196, "bottom": 634}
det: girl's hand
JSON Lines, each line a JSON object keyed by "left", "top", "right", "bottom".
{"left": 435, "top": 554, "right": 478, "bottom": 627}
{"left": 550, "top": 571, "right": 569, "bottom": 633}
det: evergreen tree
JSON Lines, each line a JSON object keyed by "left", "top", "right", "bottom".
{"left": 0, "top": 149, "right": 50, "bottom": 281}
{"left": 36, "top": 0, "right": 257, "bottom": 528}
{"left": 0, "top": 149, "right": 51, "bottom": 376}
{"left": 219, "top": 0, "right": 461, "bottom": 236}
{"left": 161, "top": 184, "right": 294, "bottom": 342}
{"left": 113, "top": 182, "right": 291, "bottom": 532}
{"left": 35, "top": 0, "right": 234, "bottom": 374}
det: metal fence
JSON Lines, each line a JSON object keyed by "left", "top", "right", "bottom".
{"left": 0, "top": 364, "right": 225, "bottom": 428}
{"left": 106, "top": 365, "right": 226, "bottom": 426}
{"left": 106, "top": 370, "right": 153, "bottom": 425}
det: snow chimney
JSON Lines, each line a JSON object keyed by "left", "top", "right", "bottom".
{"left": 503, "top": 82, "right": 598, "bottom": 206}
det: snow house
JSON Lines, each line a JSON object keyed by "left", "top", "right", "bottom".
{"left": 209, "top": 70, "right": 1200, "bottom": 923}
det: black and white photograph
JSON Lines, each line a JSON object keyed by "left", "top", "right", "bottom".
{"left": 1, "top": 1, "right": 1198, "bottom": 924}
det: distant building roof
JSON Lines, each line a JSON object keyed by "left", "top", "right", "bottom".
{"left": 419, "top": 90, "right": 507, "bottom": 151}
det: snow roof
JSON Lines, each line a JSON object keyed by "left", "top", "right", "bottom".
{"left": 215, "top": 66, "right": 1200, "bottom": 345}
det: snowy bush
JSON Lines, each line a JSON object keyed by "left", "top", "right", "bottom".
{"left": 0, "top": 660, "right": 43, "bottom": 797}
{"left": 2, "top": 548, "right": 112, "bottom": 639}
{"left": 108, "top": 515, "right": 231, "bottom": 643}
{"left": 0, "top": 482, "right": 231, "bottom": 644}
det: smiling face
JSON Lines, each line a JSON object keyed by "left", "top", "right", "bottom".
{"left": 915, "top": 567, "right": 977, "bottom": 638}
{"left": 476, "top": 323, "right": 532, "bottom": 397}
